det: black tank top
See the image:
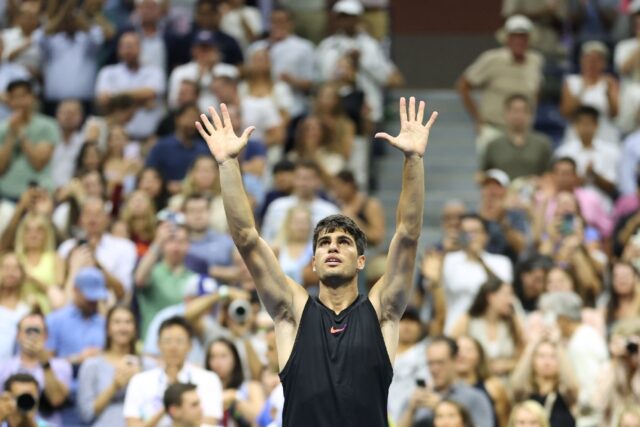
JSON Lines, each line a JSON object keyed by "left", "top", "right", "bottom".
{"left": 279, "top": 295, "right": 393, "bottom": 427}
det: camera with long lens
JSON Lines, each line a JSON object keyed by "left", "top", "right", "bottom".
{"left": 228, "top": 299, "right": 251, "bottom": 325}
{"left": 16, "top": 393, "right": 36, "bottom": 413}
{"left": 626, "top": 340, "right": 639, "bottom": 355}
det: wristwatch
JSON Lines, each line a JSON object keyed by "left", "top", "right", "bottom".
{"left": 218, "top": 285, "right": 230, "bottom": 299}
{"left": 41, "top": 360, "right": 51, "bottom": 370}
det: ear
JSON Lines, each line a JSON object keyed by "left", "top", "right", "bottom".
{"left": 311, "top": 256, "right": 316, "bottom": 272}
{"left": 357, "top": 255, "right": 366, "bottom": 271}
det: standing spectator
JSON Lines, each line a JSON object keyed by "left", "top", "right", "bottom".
{"left": 272, "top": 205, "right": 313, "bottom": 286}
{"left": 560, "top": 41, "right": 619, "bottom": 145}
{"left": 317, "top": 0, "right": 400, "bottom": 123}
{"left": 457, "top": 15, "right": 543, "bottom": 153}
{"left": 605, "top": 262, "right": 640, "bottom": 331}
{"left": 397, "top": 337, "right": 494, "bottom": 427}
{"left": 0, "top": 312, "right": 72, "bottom": 425}
{"left": 164, "top": 383, "right": 204, "bottom": 427}
{"left": 501, "top": 0, "right": 566, "bottom": 56}
{"left": 51, "top": 100, "right": 85, "bottom": 190}
{"left": 77, "top": 305, "right": 152, "bottom": 427}
{"left": 95, "top": 31, "right": 166, "bottom": 140}
{"left": 258, "top": 159, "right": 295, "bottom": 223}
{"left": 0, "top": 253, "right": 30, "bottom": 362}
{"left": 117, "top": 190, "right": 157, "bottom": 257}
{"left": 480, "top": 94, "right": 552, "bottom": 180}
{"left": 157, "top": 80, "right": 199, "bottom": 137}
{"left": 0, "top": 80, "right": 59, "bottom": 200}
{"left": 0, "top": 37, "right": 29, "bottom": 121}
{"left": 219, "top": 0, "right": 263, "bottom": 52}
{"left": 83, "top": 94, "right": 136, "bottom": 152}
{"left": 441, "top": 214, "right": 513, "bottom": 333}
{"left": 38, "top": 1, "right": 104, "bottom": 116}
{"left": 123, "top": 316, "right": 223, "bottom": 427}
{"left": 145, "top": 103, "right": 209, "bottom": 194}
{"left": 507, "top": 401, "right": 551, "bottom": 427}
{"left": 278, "top": 0, "right": 326, "bottom": 44}
{"left": 614, "top": 2, "right": 640, "bottom": 133}
{"left": 1, "top": 2, "right": 41, "bottom": 77}
{"left": 132, "top": 0, "right": 168, "bottom": 71}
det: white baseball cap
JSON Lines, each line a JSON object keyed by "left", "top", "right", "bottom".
{"left": 333, "top": 0, "right": 364, "bottom": 16}
{"left": 504, "top": 15, "right": 533, "bottom": 34}
{"left": 213, "top": 63, "right": 240, "bottom": 80}
{"left": 483, "top": 169, "right": 511, "bottom": 187}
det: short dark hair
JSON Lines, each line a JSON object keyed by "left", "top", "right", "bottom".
{"left": 435, "top": 400, "right": 474, "bottom": 427}
{"left": 504, "top": 93, "right": 531, "bottom": 110}
{"left": 429, "top": 336, "right": 458, "bottom": 358}
{"left": 105, "top": 94, "right": 135, "bottom": 114}
{"left": 163, "top": 382, "right": 197, "bottom": 414}
{"left": 551, "top": 156, "right": 577, "bottom": 172}
{"left": 460, "top": 213, "right": 489, "bottom": 234}
{"left": 182, "top": 192, "right": 211, "bottom": 210}
{"left": 312, "top": 214, "right": 367, "bottom": 256}
{"left": 158, "top": 316, "right": 193, "bottom": 340}
{"left": 295, "top": 160, "right": 322, "bottom": 176}
{"left": 273, "top": 159, "right": 295, "bottom": 174}
{"left": 335, "top": 170, "right": 357, "bottom": 188}
{"left": 572, "top": 105, "right": 600, "bottom": 122}
{"left": 17, "top": 311, "right": 47, "bottom": 334}
{"left": 4, "top": 373, "right": 39, "bottom": 392}
{"left": 7, "top": 79, "right": 32, "bottom": 94}
{"left": 175, "top": 102, "right": 200, "bottom": 120}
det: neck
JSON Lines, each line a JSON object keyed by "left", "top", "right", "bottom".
{"left": 107, "top": 342, "right": 131, "bottom": 356}
{"left": 508, "top": 128, "right": 527, "bottom": 141}
{"left": 318, "top": 282, "right": 358, "bottom": 315}
{"left": 62, "top": 128, "right": 75, "bottom": 141}
{"left": 294, "top": 192, "right": 315, "bottom": 203}
{"left": 484, "top": 308, "right": 501, "bottom": 323}
{"left": 125, "top": 61, "right": 139, "bottom": 71}
{"left": 165, "top": 259, "right": 184, "bottom": 271}
{"left": 564, "top": 321, "right": 579, "bottom": 338}
{"left": 535, "top": 376, "right": 556, "bottom": 394}
{"left": 141, "top": 22, "right": 157, "bottom": 34}
{"left": 19, "top": 352, "right": 39, "bottom": 366}
{"left": 189, "top": 229, "right": 206, "bottom": 240}
{"left": 581, "top": 137, "right": 594, "bottom": 148}
{"left": 512, "top": 52, "right": 526, "bottom": 63}
{"left": 176, "top": 131, "right": 192, "bottom": 145}
{"left": 0, "top": 288, "right": 19, "bottom": 307}
{"left": 458, "top": 370, "right": 478, "bottom": 385}
{"left": 434, "top": 380, "right": 453, "bottom": 394}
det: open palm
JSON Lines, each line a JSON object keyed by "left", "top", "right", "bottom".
{"left": 195, "top": 104, "right": 255, "bottom": 163}
{"left": 376, "top": 97, "right": 438, "bottom": 157}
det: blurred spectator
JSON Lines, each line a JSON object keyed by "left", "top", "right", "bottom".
{"left": 158, "top": 80, "right": 199, "bottom": 137}
{"left": 0, "top": 312, "right": 72, "bottom": 425}
{"left": 317, "top": 0, "right": 401, "bottom": 123}
{"left": 272, "top": 204, "right": 313, "bottom": 285}
{"left": 456, "top": 335, "right": 511, "bottom": 427}
{"left": 451, "top": 277, "right": 524, "bottom": 378}
{"left": 15, "top": 214, "right": 65, "bottom": 314}
{"left": 167, "top": 30, "right": 222, "bottom": 111}
{"left": 313, "top": 83, "right": 356, "bottom": 162}
{"left": 145, "top": 103, "right": 209, "bottom": 194}
{"left": 333, "top": 169, "right": 385, "bottom": 247}
{"left": 137, "top": 166, "right": 170, "bottom": 211}
{"left": 118, "top": 190, "right": 157, "bottom": 257}
{"left": 51, "top": 100, "right": 84, "bottom": 190}
{"left": 219, "top": 0, "right": 263, "bottom": 52}
{"left": 289, "top": 116, "right": 347, "bottom": 177}
{"left": 134, "top": 223, "right": 196, "bottom": 339}
{"left": 0, "top": 37, "right": 29, "bottom": 121}
{"left": 435, "top": 200, "right": 467, "bottom": 253}
{"left": 507, "top": 400, "right": 550, "bottom": 427}
{"left": 560, "top": 41, "right": 620, "bottom": 145}
{"left": 397, "top": 336, "right": 494, "bottom": 427}
{"left": 278, "top": 0, "right": 326, "bottom": 44}
{"left": 614, "top": 1, "right": 640, "bottom": 133}
{"left": 102, "top": 125, "right": 142, "bottom": 206}
{"left": 1, "top": 2, "right": 42, "bottom": 77}
{"left": 360, "top": 0, "right": 390, "bottom": 41}
{"left": 83, "top": 94, "right": 136, "bottom": 151}
{"left": 77, "top": 305, "right": 153, "bottom": 427}
{"left": 605, "top": 262, "right": 640, "bottom": 331}
{"left": 388, "top": 307, "right": 430, "bottom": 425}
{"left": 205, "top": 337, "right": 265, "bottom": 425}
{"left": 567, "top": 0, "right": 617, "bottom": 51}
{"left": 0, "top": 80, "right": 59, "bottom": 200}
{"left": 513, "top": 254, "right": 553, "bottom": 313}
{"left": 123, "top": 316, "right": 223, "bottom": 426}
{"left": 261, "top": 161, "right": 339, "bottom": 243}
{"left": 441, "top": 213, "right": 513, "bottom": 333}
{"left": 457, "top": 15, "right": 543, "bottom": 153}
{"left": 0, "top": 373, "right": 57, "bottom": 427}
{"left": 501, "top": 0, "right": 566, "bottom": 56}
{"left": 52, "top": 169, "right": 107, "bottom": 237}
{"left": 510, "top": 337, "right": 578, "bottom": 427}
{"left": 248, "top": 8, "right": 315, "bottom": 119}
{"left": 0, "top": 186, "right": 55, "bottom": 253}
{"left": 480, "top": 95, "right": 552, "bottom": 180}
{"left": 433, "top": 400, "right": 474, "bottom": 427}
{"left": 38, "top": 0, "right": 104, "bottom": 116}
{"left": 617, "top": 406, "right": 640, "bottom": 427}
{"left": 0, "top": 253, "right": 31, "bottom": 362}
{"left": 163, "top": 382, "right": 203, "bottom": 427}
{"left": 58, "top": 197, "right": 137, "bottom": 299}
{"left": 132, "top": 0, "right": 168, "bottom": 71}
{"left": 258, "top": 159, "right": 295, "bottom": 223}
{"left": 95, "top": 31, "right": 166, "bottom": 140}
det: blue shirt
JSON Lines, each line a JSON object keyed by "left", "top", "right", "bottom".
{"left": 187, "top": 230, "right": 234, "bottom": 270}
{"left": 45, "top": 305, "right": 105, "bottom": 358}
{"left": 145, "top": 134, "right": 210, "bottom": 182}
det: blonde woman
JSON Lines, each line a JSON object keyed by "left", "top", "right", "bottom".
{"left": 508, "top": 401, "right": 550, "bottom": 427}
{"left": 274, "top": 205, "right": 313, "bottom": 286}
{"left": 14, "top": 214, "right": 65, "bottom": 313}
{"left": 118, "top": 190, "right": 157, "bottom": 258}
{"left": 0, "top": 253, "right": 31, "bottom": 360}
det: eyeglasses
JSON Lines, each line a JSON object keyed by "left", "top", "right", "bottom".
{"left": 159, "top": 338, "right": 189, "bottom": 346}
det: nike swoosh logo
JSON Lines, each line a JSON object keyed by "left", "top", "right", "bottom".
{"left": 330, "top": 325, "right": 347, "bottom": 334}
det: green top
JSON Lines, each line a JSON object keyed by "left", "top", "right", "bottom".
{"left": 480, "top": 131, "right": 552, "bottom": 180}
{"left": 137, "top": 262, "right": 195, "bottom": 340}
{"left": 0, "top": 113, "right": 60, "bottom": 198}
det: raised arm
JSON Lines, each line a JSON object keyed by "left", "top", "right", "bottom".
{"left": 195, "top": 104, "right": 306, "bottom": 322}
{"left": 369, "top": 97, "right": 437, "bottom": 353}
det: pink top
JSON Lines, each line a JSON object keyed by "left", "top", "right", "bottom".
{"left": 542, "top": 187, "right": 613, "bottom": 238}
{"left": 613, "top": 194, "right": 640, "bottom": 225}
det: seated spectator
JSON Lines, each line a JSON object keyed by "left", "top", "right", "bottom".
{"left": 1, "top": 186, "right": 55, "bottom": 253}
{"left": 605, "top": 262, "right": 640, "bottom": 332}
{"left": 555, "top": 106, "right": 620, "bottom": 204}
{"left": 118, "top": 190, "right": 157, "bottom": 257}
{"left": 513, "top": 254, "right": 552, "bottom": 314}
{"left": 480, "top": 94, "right": 552, "bottom": 181}
{"left": 219, "top": 0, "right": 262, "bottom": 52}
{"left": 288, "top": 116, "right": 347, "bottom": 178}
{"left": 507, "top": 400, "right": 550, "bottom": 427}
{"left": 145, "top": 103, "right": 209, "bottom": 195}
{"left": 617, "top": 405, "right": 640, "bottom": 427}
{"left": 614, "top": 3, "right": 640, "bottom": 133}
{"left": 95, "top": 31, "right": 166, "bottom": 140}
{"left": 452, "top": 277, "right": 524, "bottom": 377}
{"left": 0, "top": 37, "right": 29, "bottom": 121}
{"left": 313, "top": 84, "right": 357, "bottom": 163}
{"left": 102, "top": 125, "right": 142, "bottom": 208}
{"left": 1, "top": 2, "right": 41, "bottom": 77}
{"left": 131, "top": 0, "right": 168, "bottom": 71}
{"left": 560, "top": 41, "right": 619, "bottom": 145}
{"left": 397, "top": 336, "right": 494, "bottom": 427}
{"left": 83, "top": 95, "right": 136, "bottom": 152}
{"left": 51, "top": 100, "right": 85, "bottom": 191}
{"left": 272, "top": 204, "right": 313, "bottom": 286}
{"left": 434, "top": 200, "right": 467, "bottom": 254}
{"left": 15, "top": 214, "right": 65, "bottom": 313}
{"left": 510, "top": 337, "right": 578, "bottom": 427}
{"left": 123, "top": 316, "right": 223, "bottom": 426}
{"left": 137, "top": 166, "right": 170, "bottom": 211}
{"left": 58, "top": 197, "right": 136, "bottom": 300}
{"left": 0, "top": 80, "right": 59, "bottom": 200}
{"left": 157, "top": 80, "right": 200, "bottom": 138}
{"left": 258, "top": 159, "right": 295, "bottom": 223}
{"left": 0, "top": 312, "right": 72, "bottom": 425}
{"left": 433, "top": 400, "right": 474, "bottom": 427}
{"left": 164, "top": 382, "right": 204, "bottom": 427}
{"left": 0, "top": 373, "right": 57, "bottom": 427}
{"left": 205, "top": 338, "right": 265, "bottom": 425}
{"left": 261, "top": 161, "right": 339, "bottom": 243}
{"left": 77, "top": 305, "right": 154, "bottom": 427}
{"left": 456, "top": 335, "right": 510, "bottom": 427}
{"left": 134, "top": 223, "right": 197, "bottom": 340}
{"left": 388, "top": 307, "right": 430, "bottom": 425}
{"left": 277, "top": 0, "right": 326, "bottom": 44}
{"left": 441, "top": 213, "right": 513, "bottom": 333}
{"left": 0, "top": 253, "right": 30, "bottom": 362}
{"left": 457, "top": 15, "right": 543, "bottom": 153}
{"left": 412, "top": 249, "right": 448, "bottom": 335}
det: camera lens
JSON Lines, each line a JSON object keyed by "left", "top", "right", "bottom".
{"left": 228, "top": 300, "right": 251, "bottom": 324}
{"left": 627, "top": 341, "right": 639, "bottom": 355}
{"left": 16, "top": 393, "right": 36, "bottom": 413}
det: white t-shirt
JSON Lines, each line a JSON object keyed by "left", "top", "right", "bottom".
{"left": 0, "top": 302, "right": 30, "bottom": 362}
{"left": 219, "top": 6, "right": 263, "bottom": 52}
{"left": 167, "top": 61, "right": 217, "bottom": 112}
{"left": 51, "top": 132, "right": 84, "bottom": 189}
{"left": 568, "top": 324, "right": 609, "bottom": 406}
{"left": 614, "top": 38, "right": 640, "bottom": 82}
{"left": 238, "top": 82, "right": 286, "bottom": 142}
{"left": 555, "top": 138, "right": 619, "bottom": 184}
{"left": 388, "top": 340, "right": 430, "bottom": 425}
{"left": 442, "top": 250, "right": 513, "bottom": 334}
{"left": 123, "top": 364, "right": 223, "bottom": 426}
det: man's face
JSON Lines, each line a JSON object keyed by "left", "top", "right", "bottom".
{"left": 184, "top": 199, "right": 210, "bottom": 233}
{"left": 162, "top": 228, "right": 190, "bottom": 264}
{"left": 118, "top": 33, "right": 140, "bottom": 65}
{"left": 574, "top": 115, "right": 598, "bottom": 145}
{"left": 56, "top": 101, "right": 83, "bottom": 132}
{"left": 137, "top": 0, "right": 162, "bottom": 25}
{"left": 18, "top": 2, "right": 40, "bottom": 33}
{"left": 192, "top": 44, "right": 220, "bottom": 67}
{"left": 427, "top": 342, "right": 455, "bottom": 390}
{"left": 312, "top": 229, "right": 364, "bottom": 287}
{"left": 80, "top": 200, "right": 108, "bottom": 236}
{"left": 1, "top": 254, "right": 23, "bottom": 289}
{"left": 480, "top": 180, "right": 506, "bottom": 203}
{"left": 171, "top": 390, "right": 203, "bottom": 427}
{"left": 507, "top": 33, "right": 529, "bottom": 57}
{"left": 211, "top": 78, "right": 237, "bottom": 104}
{"left": 336, "top": 13, "right": 359, "bottom": 35}
{"left": 195, "top": 3, "right": 218, "bottom": 30}
{"left": 158, "top": 325, "right": 191, "bottom": 367}
{"left": 75, "top": 289, "right": 99, "bottom": 316}
{"left": 552, "top": 161, "right": 577, "bottom": 192}
{"left": 176, "top": 106, "right": 199, "bottom": 137}
{"left": 460, "top": 217, "right": 487, "bottom": 252}
{"left": 17, "top": 315, "right": 46, "bottom": 356}
{"left": 293, "top": 167, "right": 319, "bottom": 199}
{"left": 7, "top": 86, "right": 34, "bottom": 112}
{"left": 504, "top": 99, "right": 531, "bottom": 132}
{"left": 177, "top": 82, "right": 199, "bottom": 107}
{"left": 273, "top": 170, "right": 294, "bottom": 193}
{"left": 521, "top": 267, "right": 546, "bottom": 299}
{"left": 270, "top": 10, "right": 291, "bottom": 40}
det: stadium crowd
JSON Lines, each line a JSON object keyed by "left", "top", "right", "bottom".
{"left": 0, "top": 0, "right": 639, "bottom": 427}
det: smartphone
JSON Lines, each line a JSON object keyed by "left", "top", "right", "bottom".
{"left": 415, "top": 379, "right": 426, "bottom": 388}
{"left": 560, "top": 214, "right": 574, "bottom": 236}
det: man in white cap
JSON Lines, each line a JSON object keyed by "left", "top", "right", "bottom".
{"left": 316, "top": 0, "right": 403, "bottom": 124}
{"left": 501, "top": 0, "right": 567, "bottom": 56}
{"left": 457, "top": 14, "right": 544, "bottom": 154}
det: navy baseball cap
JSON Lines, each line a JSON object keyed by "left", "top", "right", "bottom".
{"left": 75, "top": 267, "right": 108, "bottom": 301}
{"left": 192, "top": 31, "right": 218, "bottom": 48}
